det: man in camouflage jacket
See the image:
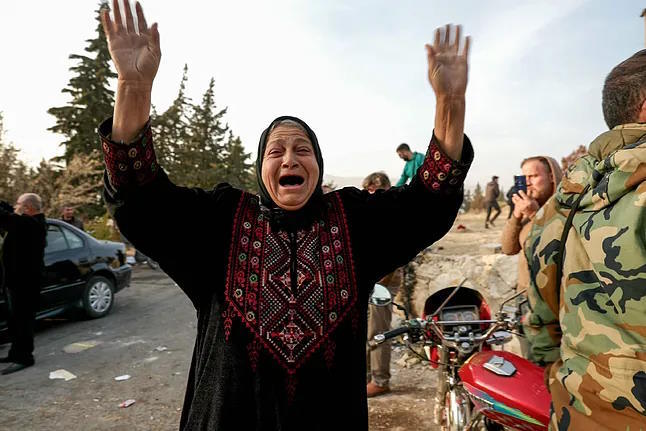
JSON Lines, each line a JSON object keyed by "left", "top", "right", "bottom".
{"left": 524, "top": 50, "right": 646, "bottom": 430}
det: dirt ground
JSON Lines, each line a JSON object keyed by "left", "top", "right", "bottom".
{"left": 366, "top": 209, "right": 507, "bottom": 430}
{"left": 0, "top": 210, "right": 507, "bottom": 431}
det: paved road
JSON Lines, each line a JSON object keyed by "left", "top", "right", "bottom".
{"left": 0, "top": 267, "right": 195, "bottom": 431}
{"left": 0, "top": 267, "right": 439, "bottom": 431}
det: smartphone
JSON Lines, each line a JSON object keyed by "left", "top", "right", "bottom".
{"left": 514, "top": 175, "right": 527, "bottom": 193}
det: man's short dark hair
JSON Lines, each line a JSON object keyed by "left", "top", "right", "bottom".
{"left": 396, "top": 143, "right": 410, "bottom": 152}
{"left": 602, "top": 50, "right": 646, "bottom": 129}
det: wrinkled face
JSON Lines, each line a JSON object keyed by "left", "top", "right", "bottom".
{"left": 63, "top": 207, "right": 74, "bottom": 218}
{"left": 14, "top": 195, "right": 30, "bottom": 216}
{"left": 522, "top": 160, "right": 553, "bottom": 205}
{"left": 261, "top": 125, "right": 320, "bottom": 211}
{"left": 397, "top": 150, "right": 413, "bottom": 161}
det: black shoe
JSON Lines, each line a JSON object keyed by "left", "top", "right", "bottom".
{"left": 1, "top": 361, "right": 34, "bottom": 375}
{"left": 485, "top": 223, "right": 490, "bottom": 229}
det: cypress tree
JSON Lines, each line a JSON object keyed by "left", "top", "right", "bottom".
{"left": 182, "top": 77, "right": 228, "bottom": 188}
{"left": 152, "top": 64, "right": 192, "bottom": 181}
{"left": 47, "top": 2, "right": 116, "bottom": 163}
{"left": 220, "top": 131, "right": 255, "bottom": 191}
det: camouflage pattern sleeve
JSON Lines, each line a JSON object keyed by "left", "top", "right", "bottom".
{"left": 523, "top": 196, "right": 563, "bottom": 365}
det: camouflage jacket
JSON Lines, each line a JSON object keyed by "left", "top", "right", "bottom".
{"left": 524, "top": 124, "right": 646, "bottom": 430}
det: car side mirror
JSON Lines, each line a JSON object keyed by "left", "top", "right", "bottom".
{"left": 369, "top": 283, "right": 392, "bottom": 306}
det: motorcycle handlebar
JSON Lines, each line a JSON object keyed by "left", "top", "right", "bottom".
{"left": 368, "top": 326, "right": 412, "bottom": 348}
{"left": 371, "top": 315, "right": 518, "bottom": 349}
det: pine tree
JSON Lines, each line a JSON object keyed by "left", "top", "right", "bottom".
{"left": 471, "top": 183, "right": 484, "bottom": 212}
{"left": 220, "top": 132, "right": 255, "bottom": 191}
{"left": 30, "top": 159, "right": 60, "bottom": 215}
{"left": 0, "top": 112, "right": 33, "bottom": 203}
{"left": 151, "top": 64, "right": 192, "bottom": 181}
{"left": 182, "top": 78, "right": 228, "bottom": 188}
{"left": 47, "top": 2, "right": 116, "bottom": 163}
{"left": 461, "top": 189, "right": 472, "bottom": 212}
{"left": 51, "top": 152, "right": 104, "bottom": 216}
{"left": 498, "top": 185, "right": 506, "bottom": 202}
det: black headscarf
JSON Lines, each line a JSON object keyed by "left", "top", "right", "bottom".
{"left": 256, "top": 116, "right": 325, "bottom": 230}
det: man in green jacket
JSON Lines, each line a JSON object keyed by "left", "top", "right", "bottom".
{"left": 395, "top": 143, "right": 425, "bottom": 186}
{"left": 524, "top": 50, "right": 646, "bottom": 430}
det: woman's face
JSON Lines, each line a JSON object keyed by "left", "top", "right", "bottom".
{"left": 261, "top": 125, "right": 320, "bottom": 211}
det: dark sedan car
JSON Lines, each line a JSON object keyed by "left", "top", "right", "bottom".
{"left": 0, "top": 219, "right": 131, "bottom": 332}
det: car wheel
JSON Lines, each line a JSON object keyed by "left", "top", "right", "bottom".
{"left": 83, "top": 276, "right": 114, "bottom": 318}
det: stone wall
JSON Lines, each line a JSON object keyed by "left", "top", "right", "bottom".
{"left": 401, "top": 250, "right": 519, "bottom": 317}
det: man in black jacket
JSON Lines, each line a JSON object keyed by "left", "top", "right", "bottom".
{"left": 0, "top": 193, "right": 47, "bottom": 375}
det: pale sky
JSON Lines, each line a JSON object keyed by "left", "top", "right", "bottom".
{"left": 1, "top": 0, "right": 645, "bottom": 190}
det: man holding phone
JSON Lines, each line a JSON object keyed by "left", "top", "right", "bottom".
{"left": 501, "top": 157, "right": 562, "bottom": 293}
{"left": 501, "top": 157, "right": 561, "bottom": 360}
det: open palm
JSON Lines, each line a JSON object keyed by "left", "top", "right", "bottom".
{"left": 426, "top": 25, "right": 469, "bottom": 98}
{"left": 101, "top": 0, "right": 160, "bottom": 83}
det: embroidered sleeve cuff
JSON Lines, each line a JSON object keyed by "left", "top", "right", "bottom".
{"left": 99, "top": 117, "right": 159, "bottom": 189}
{"left": 417, "top": 133, "right": 473, "bottom": 193}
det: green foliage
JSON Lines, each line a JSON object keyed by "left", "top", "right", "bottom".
{"left": 179, "top": 77, "right": 228, "bottom": 188}
{"left": 85, "top": 213, "right": 120, "bottom": 241}
{"left": 5, "top": 4, "right": 255, "bottom": 224}
{"left": 47, "top": 2, "right": 116, "bottom": 164}
{"left": 461, "top": 189, "right": 472, "bottom": 212}
{"left": 470, "top": 183, "right": 485, "bottom": 212}
{"left": 0, "top": 112, "right": 34, "bottom": 204}
{"left": 497, "top": 185, "right": 506, "bottom": 202}
{"left": 152, "top": 69, "right": 255, "bottom": 191}
{"left": 219, "top": 132, "right": 255, "bottom": 191}
{"left": 152, "top": 64, "right": 192, "bottom": 180}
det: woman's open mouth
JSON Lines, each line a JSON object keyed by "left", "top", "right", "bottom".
{"left": 279, "top": 175, "right": 305, "bottom": 189}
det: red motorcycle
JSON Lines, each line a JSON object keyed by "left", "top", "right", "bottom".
{"left": 370, "top": 281, "right": 551, "bottom": 431}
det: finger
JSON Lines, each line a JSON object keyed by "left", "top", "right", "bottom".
{"left": 444, "top": 24, "right": 450, "bottom": 48}
{"left": 433, "top": 27, "right": 440, "bottom": 50}
{"left": 463, "top": 35, "right": 471, "bottom": 57}
{"left": 124, "top": 0, "right": 135, "bottom": 33}
{"left": 100, "top": 9, "right": 113, "bottom": 38}
{"left": 454, "top": 25, "right": 461, "bottom": 54}
{"left": 135, "top": 2, "right": 148, "bottom": 33}
{"left": 151, "top": 22, "right": 161, "bottom": 53}
{"left": 425, "top": 43, "right": 434, "bottom": 61}
{"left": 112, "top": 0, "right": 123, "bottom": 32}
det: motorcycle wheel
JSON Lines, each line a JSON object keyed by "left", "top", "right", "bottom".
{"left": 443, "top": 388, "right": 468, "bottom": 431}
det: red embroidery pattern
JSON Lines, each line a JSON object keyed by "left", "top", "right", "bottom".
{"left": 100, "top": 121, "right": 158, "bottom": 189}
{"left": 418, "top": 139, "right": 468, "bottom": 193}
{"left": 223, "top": 193, "right": 357, "bottom": 391}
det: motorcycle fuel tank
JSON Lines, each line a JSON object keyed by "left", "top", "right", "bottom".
{"left": 459, "top": 350, "right": 550, "bottom": 430}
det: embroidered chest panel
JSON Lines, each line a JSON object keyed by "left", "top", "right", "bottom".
{"left": 223, "top": 193, "right": 358, "bottom": 375}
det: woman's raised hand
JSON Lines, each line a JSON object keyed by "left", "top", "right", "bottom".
{"left": 426, "top": 25, "right": 470, "bottom": 99}
{"left": 101, "top": 0, "right": 160, "bottom": 85}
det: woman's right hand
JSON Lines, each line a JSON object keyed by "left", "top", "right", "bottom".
{"left": 101, "top": 0, "right": 160, "bottom": 85}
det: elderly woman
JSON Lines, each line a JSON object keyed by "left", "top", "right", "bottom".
{"left": 99, "top": 2, "right": 473, "bottom": 430}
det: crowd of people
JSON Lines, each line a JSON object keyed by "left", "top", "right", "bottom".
{"left": 0, "top": 0, "right": 645, "bottom": 429}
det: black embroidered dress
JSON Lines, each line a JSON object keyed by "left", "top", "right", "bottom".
{"left": 99, "top": 117, "right": 472, "bottom": 430}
